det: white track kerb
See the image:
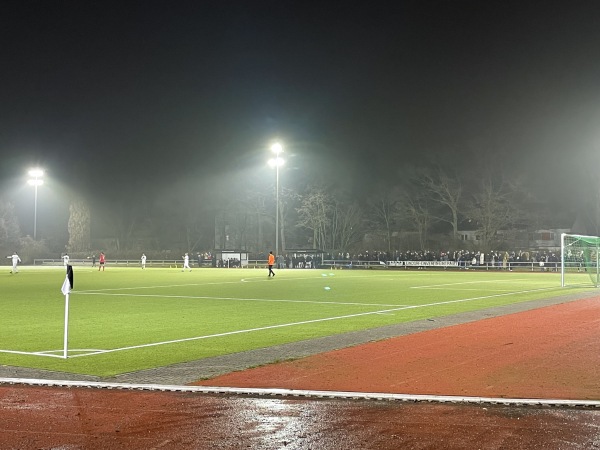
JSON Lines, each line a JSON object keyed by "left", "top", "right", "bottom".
{"left": 0, "top": 378, "right": 599, "bottom": 409}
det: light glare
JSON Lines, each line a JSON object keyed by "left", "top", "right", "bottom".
{"left": 270, "top": 142, "right": 283, "bottom": 155}
{"left": 28, "top": 168, "right": 44, "bottom": 178}
{"left": 268, "top": 157, "right": 284, "bottom": 168}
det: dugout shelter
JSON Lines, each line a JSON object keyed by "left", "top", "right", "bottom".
{"left": 213, "top": 250, "right": 249, "bottom": 268}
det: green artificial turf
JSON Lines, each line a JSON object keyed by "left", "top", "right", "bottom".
{"left": 0, "top": 266, "right": 593, "bottom": 377}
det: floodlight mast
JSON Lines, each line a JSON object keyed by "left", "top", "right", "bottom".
{"left": 268, "top": 143, "right": 284, "bottom": 258}
{"left": 27, "top": 168, "right": 44, "bottom": 240}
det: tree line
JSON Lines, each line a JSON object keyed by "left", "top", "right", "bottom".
{"left": 1, "top": 159, "right": 597, "bottom": 261}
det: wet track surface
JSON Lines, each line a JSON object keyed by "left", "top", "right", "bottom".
{"left": 2, "top": 385, "right": 600, "bottom": 449}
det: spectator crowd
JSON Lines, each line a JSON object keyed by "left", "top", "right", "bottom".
{"left": 213, "top": 249, "right": 584, "bottom": 271}
{"left": 321, "top": 249, "right": 570, "bottom": 271}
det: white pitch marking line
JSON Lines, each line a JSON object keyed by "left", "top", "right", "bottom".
{"left": 411, "top": 279, "right": 529, "bottom": 289}
{"left": 0, "top": 349, "right": 64, "bottom": 359}
{"left": 67, "top": 285, "right": 558, "bottom": 358}
{"left": 68, "top": 306, "right": 418, "bottom": 358}
{"left": 36, "top": 349, "right": 103, "bottom": 355}
{"left": 77, "top": 276, "right": 322, "bottom": 293}
{"left": 75, "top": 291, "right": 403, "bottom": 308}
{"left": 78, "top": 282, "right": 242, "bottom": 292}
{"left": 0, "top": 348, "right": 117, "bottom": 358}
{"left": 238, "top": 276, "right": 319, "bottom": 283}
{"left": 417, "top": 288, "right": 529, "bottom": 292}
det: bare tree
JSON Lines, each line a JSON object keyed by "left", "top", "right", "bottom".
{"left": 367, "top": 186, "right": 403, "bottom": 252}
{"left": 572, "top": 160, "right": 600, "bottom": 236}
{"left": 111, "top": 197, "right": 143, "bottom": 251}
{"left": 0, "top": 200, "right": 21, "bottom": 250}
{"left": 245, "top": 189, "right": 268, "bottom": 252}
{"left": 297, "top": 188, "right": 331, "bottom": 250}
{"left": 277, "top": 186, "right": 300, "bottom": 253}
{"left": 577, "top": 190, "right": 600, "bottom": 237}
{"left": 331, "top": 199, "right": 363, "bottom": 252}
{"left": 403, "top": 192, "right": 433, "bottom": 251}
{"left": 183, "top": 206, "right": 213, "bottom": 253}
{"left": 422, "top": 168, "right": 462, "bottom": 243}
{"left": 465, "top": 176, "right": 520, "bottom": 252}
{"left": 67, "top": 196, "right": 91, "bottom": 252}
{"left": 212, "top": 188, "right": 258, "bottom": 252}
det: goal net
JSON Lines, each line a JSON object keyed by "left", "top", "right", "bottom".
{"left": 561, "top": 233, "right": 600, "bottom": 287}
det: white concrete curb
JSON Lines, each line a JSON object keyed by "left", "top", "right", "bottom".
{"left": 1, "top": 377, "right": 599, "bottom": 408}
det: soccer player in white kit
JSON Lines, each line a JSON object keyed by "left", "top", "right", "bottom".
{"left": 7, "top": 252, "right": 21, "bottom": 273}
{"left": 63, "top": 253, "right": 69, "bottom": 267}
{"left": 141, "top": 253, "right": 147, "bottom": 269}
{"left": 182, "top": 253, "right": 191, "bottom": 271}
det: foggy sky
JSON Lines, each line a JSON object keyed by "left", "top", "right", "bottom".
{"left": 2, "top": 1, "right": 600, "bottom": 208}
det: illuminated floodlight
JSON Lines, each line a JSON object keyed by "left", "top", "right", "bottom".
{"left": 268, "top": 142, "right": 284, "bottom": 168}
{"left": 271, "top": 142, "right": 283, "bottom": 154}
{"left": 268, "top": 156, "right": 284, "bottom": 168}
{"left": 28, "top": 168, "right": 44, "bottom": 178}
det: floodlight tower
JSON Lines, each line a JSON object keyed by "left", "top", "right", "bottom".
{"left": 268, "top": 142, "right": 284, "bottom": 258}
{"left": 27, "top": 168, "right": 44, "bottom": 240}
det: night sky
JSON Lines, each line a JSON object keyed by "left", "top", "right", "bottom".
{"left": 2, "top": 1, "right": 600, "bottom": 230}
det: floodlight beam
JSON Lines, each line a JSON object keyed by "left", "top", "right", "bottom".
{"left": 27, "top": 168, "right": 44, "bottom": 240}
{"left": 268, "top": 142, "right": 284, "bottom": 258}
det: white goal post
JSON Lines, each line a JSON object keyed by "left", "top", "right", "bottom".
{"left": 561, "top": 233, "right": 600, "bottom": 287}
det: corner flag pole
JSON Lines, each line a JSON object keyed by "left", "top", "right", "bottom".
{"left": 63, "top": 292, "right": 70, "bottom": 359}
{"left": 61, "top": 265, "right": 74, "bottom": 359}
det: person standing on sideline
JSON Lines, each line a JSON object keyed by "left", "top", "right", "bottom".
{"left": 63, "top": 253, "right": 69, "bottom": 267}
{"left": 182, "top": 252, "right": 191, "bottom": 271}
{"left": 99, "top": 252, "right": 105, "bottom": 271}
{"left": 7, "top": 252, "right": 21, "bottom": 274}
{"left": 91, "top": 254, "right": 96, "bottom": 267}
{"left": 141, "top": 253, "right": 147, "bottom": 269}
{"left": 268, "top": 251, "right": 275, "bottom": 277}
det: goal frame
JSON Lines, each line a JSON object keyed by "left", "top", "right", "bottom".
{"left": 561, "top": 233, "right": 600, "bottom": 287}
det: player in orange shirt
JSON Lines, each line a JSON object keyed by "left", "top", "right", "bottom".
{"left": 268, "top": 251, "right": 275, "bottom": 277}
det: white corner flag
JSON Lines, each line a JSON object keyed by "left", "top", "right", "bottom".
{"left": 61, "top": 265, "right": 73, "bottom": 295}
{"left": 61, "top": 265, "right": 74, "bottom": 359}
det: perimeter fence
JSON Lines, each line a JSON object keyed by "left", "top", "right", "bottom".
{"left": 32, "top": 258, "right": 579, "bottom": 272}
